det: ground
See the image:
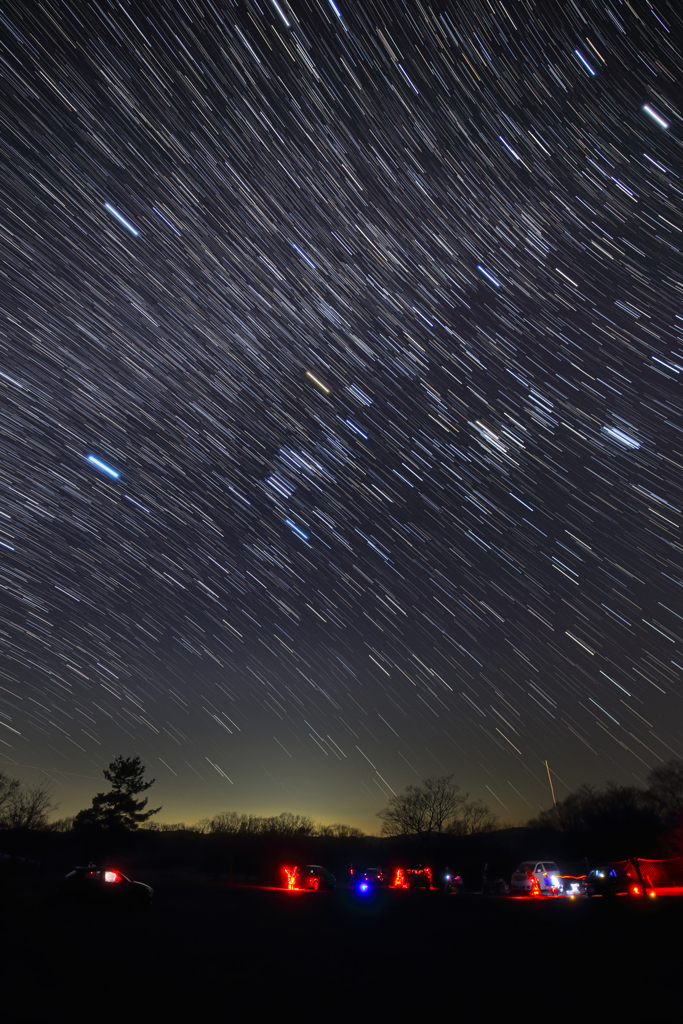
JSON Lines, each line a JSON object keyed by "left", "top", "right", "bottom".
{"left": 3, "top": 878, "right": 679, "bottom": 1021}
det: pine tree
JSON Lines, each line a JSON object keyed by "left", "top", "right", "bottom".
{"left": 74, "top": 755, "right": 161, "bottom": 830}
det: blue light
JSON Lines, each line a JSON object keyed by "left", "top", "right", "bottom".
{"left": 285, "top": 519, "right": 308, "bottom": 541}
{"left": 477, "top": 265, "right": 501, "bottom": 287}
{"left": 87, "top": 455, "right": 120, "bottom": 479}
{"left": 291, "top": 243, "right": 316, "bottom": 268}
{"left": 602, "top": 425, "right": 640, "bottom": 449}
{"left": 104, "top": 203, "right": 139, "bottom": 236}
{"left": 498, "top": 136, "right": 520, "bottom": 160}
{"left": 358, "top": 882, "right": 370, "bottom": 893}
{"left": 643, "top": 104, "right": 668, "bottom": 129}
{"left": 345, "top": 419, "right": 368, "bottom": 440}
{"left": 574, "top": 50, "right": 595, "bottom": 75}
{"left": 152, "top": 205, "right": 181, "bottom": 235}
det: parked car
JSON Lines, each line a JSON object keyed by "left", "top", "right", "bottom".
{"left": 511, "top": 861, "right": 562, "bottom": 894}
{"left": 56, "top": 865, "right": 153, "bottom": 908}
{"left": 357, "top": 867, "right": 388, "bottom": 892}
{"left": 581, "top": 866, "right": 642, "bottom": 897}
{"left": 392, "top": 866, "right": 433, "bottom": 889}
{"left": 286, "top": 865, "right": 336, "bottom": 891}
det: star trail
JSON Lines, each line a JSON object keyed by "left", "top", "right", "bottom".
{"left": 1, "top": 0, "right": 682, "bottom": 829}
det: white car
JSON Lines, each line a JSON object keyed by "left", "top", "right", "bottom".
{"left": 511, "top": 860, "right": 562, "bottom": 894}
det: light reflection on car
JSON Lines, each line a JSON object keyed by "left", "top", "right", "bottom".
{"left": 58, "top": 865, "right": 153, "bottom": 907}
{"left": 510, "top": 861, "right": 562, "bottom": 895}
{"left": 581, "top": 866, "right": 643, "bottom": 897}
{"left": 284, "top": 864, "right": 336, "bottom": 891}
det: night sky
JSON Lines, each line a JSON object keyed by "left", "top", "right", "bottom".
{"left": 2, "top": 0, "right": 683, "bottom": 833}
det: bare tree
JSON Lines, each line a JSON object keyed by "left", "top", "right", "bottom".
{"left": 261, "top": 812, "right": 316, "bottom": 837}
{"left": 140, "top": 821, "right": 192, "bottom": 832}
{"left": 202, "top": 811, "right": 264, "bottom": 835}
{"left": 446, "top": 798, "right": 499, "bottom": 836}
{"left": 527, "top": 782, "right": 650, "bottom": 831}
{"left": 377, "top": 783, "right": 430, "bottom": 837}
{"left": 378, "top": 775, "right": 498, "bottom": 837}
{"left": 203, "top": 811, "right": 243, "bottom": 834}
{"left": 1, "top": 781, "right": 59, "bottom": 829}
{"left": 647, "top": 759, "right": 683, "bottom": 821}
{"left": 0, "top": 770, "right": 21, "bottom": 821}
{"left": 316, "top": 823, "right": 365, "bottom": 838}
{"left": 50, "top": 817, "right": 76, "bottom": 832}
{"left": 196, "top": 810, "right": 317, "bottom": 837}
{"left": 377, "top": 775, "right": 468, "bottom": 836}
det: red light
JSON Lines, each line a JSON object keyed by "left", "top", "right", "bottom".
{"left": 284, "top": 867, "right": 297, "bottom": 890}
{"left": 104, "top": 871, "right": 120, "bottom": 883}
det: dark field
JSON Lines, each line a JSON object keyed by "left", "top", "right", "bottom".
{"left": 4, "top": 881, "right": 680, "bottom": 1021}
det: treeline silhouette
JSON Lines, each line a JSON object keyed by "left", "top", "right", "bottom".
{"left": 526, "top": 757, "right": 683, "bottom": 860}
{"left": 50, "top": 811, "right": 364, "bottom": 837}
{"left": 4, "top": 759, "right": 683, "bottom": 890}
{"left": 142, "top": 811, "right": 364, "bottom": 838}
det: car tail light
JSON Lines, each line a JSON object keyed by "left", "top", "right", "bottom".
{"left": 104, "top": 871, "right": 121, "bottom": 883}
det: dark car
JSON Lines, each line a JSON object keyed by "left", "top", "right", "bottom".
{"left": 581, "top": 866, "right": 641, "bottom": 897}
{"left": 56, "top": 865, "right": 153, "bottom": 907}
{"left": 356, "top": 867, "right": 388, "bottom": 893}
{"left": 288, "top": 864, "right": 336, "bottom": 891}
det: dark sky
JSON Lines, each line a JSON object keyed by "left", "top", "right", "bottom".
{"left": 1, "top": 0, "right": 682, "bottom": 832}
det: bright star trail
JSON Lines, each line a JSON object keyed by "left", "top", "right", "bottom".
{"left": 87, "top": 456, "right": 120, "bottom": 479}
{"left": 1, "top": 1, "right": 682, "bottom": 830}
{"left": 103, "top": 203, "right": 140, "bottom": 237}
